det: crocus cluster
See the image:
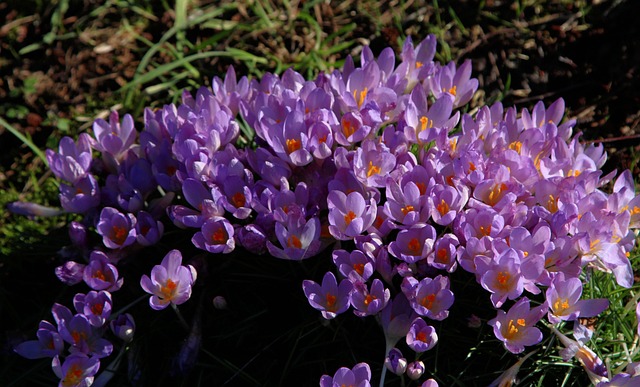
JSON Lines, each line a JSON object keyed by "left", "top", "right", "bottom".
{"left": 14, "top": 33, "right": 640, "bottom": 385}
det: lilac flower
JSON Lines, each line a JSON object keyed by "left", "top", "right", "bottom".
{"left": 46, "top": 134, "right": 93, "bottom": 183}
{"left": 488, "top": 350, "right": 537, "bottom": 387}
{"left": 384, "top": 348, "right": 407, "bottom": 375}
{"left": 52, "top": 353, "right": 101, "bottom": 387}
{"left": 140, "top": 249, "right": 198, "bottom": 310}
{"left": 92, "top": 111, "right": 136, "bottom": 158}
{"left": 302, "top": 271, "right": 353, "bottom": 319}
{"left": 58, "top": 314, "right": 113, "bottom": 358}
{"left": 389, "top": 224, "right": 437, "bottom": 263}
{"left": 427, "top": 59, "right": 478, "bottom": 108}
{"left": 96, "top": 207, "right": 137, "bottom": 249}
{"left": 319, "top": 362, "right": 371, "bottom": 387}
{"left": 546, "top": 273, "right": 609, "bottom": 324}
{"left": 350, "top": 278, "right": 390, "bottom": 317}
{"left": 332, "top": 249, "right": 374, "bottom": 281}
{"left": 427, "top": 233, "right": 459, "bottom": 272}
{"left": 551, "top": 324, "right": 608, "bottom": 384}
{"left": 110, "top": 313, "right": 135, "bottom": 342}
{"left": 14, "top": 321, "right": 64, "bottom": 359}
{"left": 353, "top": 140, "right": 396, "bottom": 188}
{"left": 192, "top": 216, "right": 236, "bottom": 254}
{"left": 327, "top": 190, "right": 377, "bottom": 240}
{"left": 73, "top": 291, "right": 112, "bottom": 327}
{"left": 402, "top": 275, "right": 454, "bottom": 320}
{"left": 135, "top": 210, "right": 164, "bottom": 246}
{"left": 488, "top": 297, "right": 546, "bottom": 354}
{"left": 83, "top": 250, "right": 123, "bottom": 292}
{"left": 407, "top": 361, "right": 426, "bottom": 381}
{"left": 267, "top": 214, "right": 321, "bottom": 260}
{"left": 379, "top": 293, "right": 418, "bottom": 351}
{"left": 406, "top": 317, "right": 438, "bottom": 352}
{"left": 59, "top": 174, "right": 101, "bottom": 213}
{"left": 55, "top": 261, "right": 86, "bottom": 285}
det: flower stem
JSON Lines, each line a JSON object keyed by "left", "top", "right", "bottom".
{"left": 379, "top": 364, "right": 387, "bottom": 387}
{"left": 172, "top": 303, "right": 190, "bottom": 331}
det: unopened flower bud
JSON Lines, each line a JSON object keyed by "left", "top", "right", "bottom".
{"left": 213, "top": 296, "right": 228, "bottom": 310}
{"left": 407, "top": 360, "right": 425, "bottom": 380}
{"left": 384, "top": 348, "right": 407, "bottom": 375}
{"left": 110, "top": 313, "right": 135, "bottom": 342}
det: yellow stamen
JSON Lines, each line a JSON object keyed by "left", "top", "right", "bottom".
{"left": 401, "top": 205, "right": 415, "bottom": 215}
{"left": 160, "top": 279, "right": 177, "bottom": 300}
{"left": 286, "top": 138, "right": 301, "bottom": 153}
{"left": 479, "top": 225, "right": 492, "bottom": 237}
{"left": 364, "top": 294, "right": 376, "bottom": 306}
{"left": 553, "top": 298, "right": 570, "bottom": 314}
{"left": 420, "top": 116, "right": 432, "bottom": 132}
{"left": 367, "top": 161, "right": 381, "bottom": 177}
{"left": 353, "top": 87, "right": 368, "bottom": 109}
{"left": 488, "top": 183, "right": 507, "bottom": 206}
{"left": 436, "top": 199, "right": 449, "bottom": 216}
{"left": 416, "top": 61, "right": 423, "bottom": 69}
{"left": 496, "top": 271, "right": 510, "bottom": 288}
{"left": 547, "top": 194, "right": 559, "bottom": 213}
{"left": 508, "top": 141, "right": 522, "bottom": 154}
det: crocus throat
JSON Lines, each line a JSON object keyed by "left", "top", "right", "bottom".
{"left": 408, "top": 238, "right": 422, "bottom": 254}
{"left": 436, "top": 199, "right": 449, "bottom": 216}
{"left": 160, "top": 279, "right": 177, "bottom": 300}
{"left": 344, "top": 211, "right": 357, "bottom": 225}
{"left": 62, "top": 364, "right": 84, "bottom": 387}
{"left": 211, "top": 228, "right": 227, "bottom": 244}
{"left": 553, "top": 298, "right": 570, "bottom": 314}
{"left": 288, "top": 235, "right": 302, "bottom": 249}
{"left": 112, "top": 225, "right": 128, "bottom": 245}
{"left": 496, "top": 271, "right": 510, "bottom": 288}
{"left": 93, "top": 269, "right": 106, "bottom": 281}
{"left": 326, "top": 293, "right": 337, "bottom": 309}
{"left": 286, "top": 138, "right": 301, "bottom": 153}
{"left": 420, "top": 294, "right": 436, "bottom": 310}
{"left": 231, "top": 192, "right": 246, "bottom": 208}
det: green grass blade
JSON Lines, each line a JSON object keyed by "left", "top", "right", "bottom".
{"left": 0, "top": 116, "right": 47, "bottom": 166}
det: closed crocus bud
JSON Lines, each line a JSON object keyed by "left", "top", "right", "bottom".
{"left": 55, "top": 261, "right": 86, "bottom": 285}
{"left": 384, "top": 348, "right": 407, "bottom": 375}
{"left": 110, "top": 313, "right": 135, "bottom": 342}
{"left": 213, "top": 296, "right": 228, "bottom": 310}
{"left": 407, "top": 361, "right": 425, "bottom": 380}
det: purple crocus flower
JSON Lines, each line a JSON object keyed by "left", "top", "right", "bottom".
{"left": 384, "top": 347, "right": 407, "bottom": 375}
{"left": 551, "top": 324, "right": 608, "bottom": 384}
{"left": 350, "top": 278, "right": 390, "bottom": 317}
{"left": 92, "top": 111, "right": 136, "bottom": 158}
{"left": 58, "top": 314, "right": 113, "bottom": 358}
{"left": 192, "top": 216, "right": 236, "bottom": 254}
{"left": 406, "top": 317, "right": 438, "bottom": 353}
{"left": 379, "top": 293, "right": 418, "bottom": 351}
{"left": 427, "top": 59, "right": 478, "bottom": 108}
{"left": 332, "top": 249, "right": 374, "bottom": 281}
{"left": 302, "top": 271, "right": 353, "bottom": 319}
{"left": 52, "top": 352, "right": 100, "bottom": 387}
{"left": 407, "top": 361, "right": 426, "bottom": 381}
{"left": 327, "top": 190, "right": 377, "bottom": 240}
{"left": 389, "top": 224, "right": 437, "bottom": 263}
{"left": 59, "top": 174, "right": 101, "bottom": 214}
{"left": 267, "top": 214, "right": 321, "bottom": 260}
{"left": 427, "top": 233, "right": 459, "bottom": 272}
{"left": 135, "top": 210, "right": 164, "bottom": 246}
{"left": 110, "top": 313, "right": 135, "bottom": 342}
{"left": 319, "top": 362, "right": 371, "bottom": 387}
{"left": 546, "top": 273, "right": 609, "bottom": 324}
{"left": 96, "top": 207, "right": 137, "bottom": 249}
{"left": 489, "top": 297, "right": 546, "bottom": 354}
{"left": 14, "top": 320, "right": 64, "bottom": 359}
{"left": 55, "top": 261, "right": 86, "bottom": 285}
{"left": 402, "top": 275, "right": 454, "bottom": 320}
{"left": 140, "top": 249, "right": 198, "bottom": 310}
{"left": 83, "top": 250, "right": 123, "bottom": 292}
{"left": 45, "top": 134, "right": 93, "bottom": 184}
{"left": 237, "top": 224, "right": 268, "bottom": 255}
{"left": 353, "top": 139, "right": 396, "bottom": 188}
{"left": 73, "top": 291, "right": 112, "bottom": 327}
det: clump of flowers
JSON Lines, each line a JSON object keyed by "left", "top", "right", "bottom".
{"left": 12, "top": 33, "right": 640, "bottom": 385}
